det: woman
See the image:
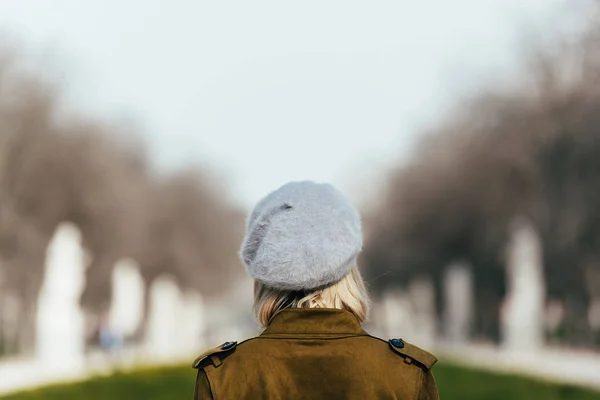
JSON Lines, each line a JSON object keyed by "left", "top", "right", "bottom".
{"left": 192, "top": 181, "right": 439, "bottom": 399}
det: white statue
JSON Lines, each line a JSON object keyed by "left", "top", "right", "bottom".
{"left": 145, "top": 275, "right": 185, "bottom": 359}
{"left": 108, "top": 259, "right": 145, "bottom": 340}
{"left": 35, "top": 223, "right": 86, "bottom": 370}
{"left": 179, "top": 290, "right": 206, "bottom": 352}
{"left": 502, "top": 217, "right": 545, "bottom": 352}
{"left": 380, "top": 278, "right": 436, "bottom": 348}
{"left": 443, "top": 261, "right": 473, "bottom": 344}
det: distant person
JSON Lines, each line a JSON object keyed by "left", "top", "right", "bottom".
{"left": 192, "top": 181, "right": 439, "bottom": 399}
{"left": 98, "top": 314, "right": 123, "bottom": 365}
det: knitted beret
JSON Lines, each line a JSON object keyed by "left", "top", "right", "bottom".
{"left": 240, "top": 181, "right": 363, "bottom": 291}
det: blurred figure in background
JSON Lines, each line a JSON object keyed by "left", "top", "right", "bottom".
{"left": 192, "top": 181, "right": 439, "bottom": 400}
{"left": 98, "top": 312, "right": 123, "bottom": 367}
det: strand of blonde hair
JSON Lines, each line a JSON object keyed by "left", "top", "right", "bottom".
{"left": 253, "top": 267, "right": 370, "bottom": 327}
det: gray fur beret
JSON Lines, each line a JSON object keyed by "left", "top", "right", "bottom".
{"left": 240, "top": 181, "right": 363, "bottom": 291}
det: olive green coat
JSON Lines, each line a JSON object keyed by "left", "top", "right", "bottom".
{"left": 192, "top": 308, "right": 439, "bottom": 399}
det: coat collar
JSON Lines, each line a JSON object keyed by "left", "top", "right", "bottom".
{"left": 260, "top": 308, "right": 368, "bottom": 337}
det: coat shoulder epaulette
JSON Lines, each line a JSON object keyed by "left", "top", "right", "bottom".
{"left": 387, "top": 338, "right": 438, "bottom": 371}
{"left": 191, "top": 341, "right": 238, "bottom": 369}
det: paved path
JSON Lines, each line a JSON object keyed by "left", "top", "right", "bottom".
{"left": 438, "top": 342, "right": 600, "bottom": 391}
{"left": 2, "top": 343, "right": 599, "bottom": 396}
{"left": 0, "top": 349, "right": 190, "bottom": 396}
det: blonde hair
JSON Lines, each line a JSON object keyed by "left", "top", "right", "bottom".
{"left": 253, "top": 267, "right": 370, "bottom": 327}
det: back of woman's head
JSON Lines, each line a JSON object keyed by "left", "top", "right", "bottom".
{"left": 240, "top": 181, "right": 369, "bottom": 326}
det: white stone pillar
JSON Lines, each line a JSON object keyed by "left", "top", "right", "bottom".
{"left": 108, "top": 259, "right": 145, "bottom": 340}
{"left": 381, "top": 288, "right": 411, "bottom": 340}
{"left": 443, "top": 261, "right": 473, "bottom": 344}
{"left": 380, "top": 279, "right": 436, "bottom": 348}
{"left": 179, "top": 291, "right": 206, "bottom": 352}
{"left": 407, "top": 278, "right": 437, "bottom": 348}
{"left": 35, "top": 223, "right": 86, "bottom": 370}
{"left": 502, "top": 217, "right": 545, "bottom": 352}
{"left": 145, "top": 275, "right": 184, "bottom": 360}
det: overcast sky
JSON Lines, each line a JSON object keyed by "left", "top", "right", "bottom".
{"left": 0, "top": 0, "right": 567, "bottom": 208}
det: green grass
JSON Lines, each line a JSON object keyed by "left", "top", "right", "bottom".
{"left": 0, "top": 365, "right": 195, "bottom": 400}
{"left": 2, "top": 363, "right": 599, "bottom": 399}
{"left": 435, "top": 364, "right": 600, "bottom": 400}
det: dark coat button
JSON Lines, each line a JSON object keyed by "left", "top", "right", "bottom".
{"left": 391, "top": 338, "right": 405, "bottom": 349}
{"left": 222, "top": 341, "right": 237, "bottom": 350}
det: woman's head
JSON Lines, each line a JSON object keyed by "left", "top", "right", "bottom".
{"left": 254, "top": 267, "right": 370, "bottom": 327}
{"left": 240, "top": 181, "right": 369, "bottom": 326}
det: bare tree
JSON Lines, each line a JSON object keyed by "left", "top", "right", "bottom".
{"left": 364, "top": 4, "right": 600, "bottom": 346}
{"left": 0, "top": 44, "right": 245, "bottom": 354}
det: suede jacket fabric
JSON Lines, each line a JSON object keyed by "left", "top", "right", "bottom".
{"left": 192, "top": 308, "right": 440, "bottom": 399}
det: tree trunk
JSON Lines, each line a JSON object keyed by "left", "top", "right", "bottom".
{"left": 563, "top": 293, "right": 594, "bottom": 347}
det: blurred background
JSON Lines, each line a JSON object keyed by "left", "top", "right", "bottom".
{"left": 1, "top": 0, "right": 600, "bottom": 399}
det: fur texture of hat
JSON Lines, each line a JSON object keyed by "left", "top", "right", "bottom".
{"left": 240, "top": 181, "right": 362, "bottom": 291}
